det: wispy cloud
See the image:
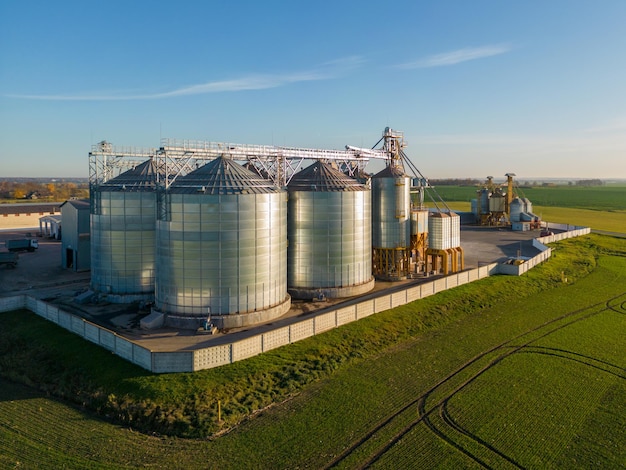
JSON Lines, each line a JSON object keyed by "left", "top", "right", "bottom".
{"left": 6, "top": 56, "right": 364, "bottom": 101}
{"left": 396, "top": 44, "right": 512, "bottom": 69}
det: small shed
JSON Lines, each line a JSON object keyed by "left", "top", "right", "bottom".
{"left": 60, "top": 199, "right": 91, "bottom": 271}
{"left": 39, "top": 214, "right": 62, "bottom": 239}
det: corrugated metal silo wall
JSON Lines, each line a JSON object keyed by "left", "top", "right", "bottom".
{"left": 428, "top": 213, "right": 451, "bottom": 250}
{"left": 371, "top": 176, "right": 411, "bottom": 248}
{"left": 155, "top": 191, "right": 287, "bottom": 316}
{"left": 510, "top": 198, "right": 523, "bottom": 222}
{"left": 288, "top": 189, "right": 371, "bottom": 289}
{"left": 91, "top": 190, "right": 156, "bottom": 294}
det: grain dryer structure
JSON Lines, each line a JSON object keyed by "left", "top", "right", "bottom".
{"left": 471, "top": 173, "right": 542, "bottom": 231}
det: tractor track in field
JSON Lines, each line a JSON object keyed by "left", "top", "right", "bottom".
{"left": 325, "top": 293, "right": 626, "bottom": 469}
{"left": 516, "top": 346, "right": 626, "bottom": 379}
{"left": 433, "top": 345, "right": 626, "bottom": 470}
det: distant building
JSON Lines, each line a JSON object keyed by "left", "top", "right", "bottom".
{"left": 60, "top": 199, "right": 90, "bottom": 271}
{"left": 0, "top": 202, "right": 61, "bottom": 230}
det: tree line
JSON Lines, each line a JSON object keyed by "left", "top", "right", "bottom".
{"left": 429, "top": 178, "right": 482, "bottom": 186}
{"left": 0, "top": 180, "right": 89, "bottom": 201}
{"left": 571, "top": 179, "right": 605, "bottom": 187}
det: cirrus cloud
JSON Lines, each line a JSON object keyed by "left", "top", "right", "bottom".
{"left": 396, "top": 44, "right": 512, "bottom": 69}
{"left": 6, "top": 56, "right": 365, "bottom": 101}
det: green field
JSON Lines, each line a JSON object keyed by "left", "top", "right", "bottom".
{"left": 430, "top": 184, "right": 626, "bottom": 211}
{"left": 1, "top": 234, "right": 625, "bottom": 468}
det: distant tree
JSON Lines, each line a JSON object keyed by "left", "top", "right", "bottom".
{"left": 429, "top": 178, "right": 481, "bottom": 186}
{"left": 576, "top": 179, "right": 604, "bottom": 187}
{"left": 0, "top": 179, "right": 88, "bottom": 202}
{"left": 11, "top": 189, "right": 25, "bottom": 199}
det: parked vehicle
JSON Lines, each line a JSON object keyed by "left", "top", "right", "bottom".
{"left": 5, "top": 238, "right": 39, "bottom": 252}
{"left": 0, "top": 252, "right": 18, "bottom": 268}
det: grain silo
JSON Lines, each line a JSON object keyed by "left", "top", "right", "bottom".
{"left": 410, "top": 208, "right": 429, "bottom": 275}
{"left": 426, "top": 211, "right": 464, "bottom": 275}
{"left": 509, "top": 197, "right": 524, "bottom": 222}
{"left": 371, "top": 164, "right": 411, "bottom": 280}
{"left": 90, "top": 158, "right": 161, "bottom": 302}
{"left": 154, "top": 156, "right": 290, "bottom": 329}
{"left": 287, "top": 161, "right": 374, "bottom": 299}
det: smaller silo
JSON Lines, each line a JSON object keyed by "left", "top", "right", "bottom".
{"left": 411, "top": 209, "right": 429, "bottom": 235}
{"left": 371, "top": 165, "right": 412, "bottom": 280}
{"left": 428, "top": 212, "right": 452, "bottom": 250}
{"left": 91, "top": 158, "right": 161, "bottom": 302}
{"left": 509, "top": 197, "right": 524, "bottom": 222}
{"left": 410, "top": 209, "right": 429, "bottom": 274}
{"left": 521, "top": 197, "right": 540, "bottom": 222}
{"left": 489, "top": 194, "right": 506, "bottom": 213}
{"left": 479, "top": 188, "right": 491, "bottom": 215}
{"left": 427, "top": 211, "right": 463, "bottom": 275}
{"left": 287, "top": 161, "right": 374, "bottom": 299}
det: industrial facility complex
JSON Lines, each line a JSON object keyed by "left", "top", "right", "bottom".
{"left": 86, "top": 128, "right": 470, "bottom": 329}
{"left": 1, "top": 127, "right": 590, "bottom": 372}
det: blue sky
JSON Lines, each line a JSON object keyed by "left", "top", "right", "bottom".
{"left": 1, "top": 1, "right": 625, "bottom": 180}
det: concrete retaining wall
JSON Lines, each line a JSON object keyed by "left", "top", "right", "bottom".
{"left": 0, "top": 224, "right": 592, "bottom": 373}
{"left": 0, "top": 293, "right": 189, "bottom": 372}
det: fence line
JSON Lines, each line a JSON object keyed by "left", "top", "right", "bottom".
{"left": 0, "top": 225, "right": 591, "bottom": 373}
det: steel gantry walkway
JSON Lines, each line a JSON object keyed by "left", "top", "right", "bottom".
{"left": 88, "top": 127, "right": 406, "bottom": 189}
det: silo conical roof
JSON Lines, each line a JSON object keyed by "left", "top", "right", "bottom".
{"left": 372, "top": 164, "right": 406, "bottom": 178}
{"left": 101, "top": 158, "right": 162, "bottom": 190}
{"left": 170, "top": 156, "right": 279, "bottom": 194}
{"left": 288, "top": 161, "right": 365, "bottom": 192}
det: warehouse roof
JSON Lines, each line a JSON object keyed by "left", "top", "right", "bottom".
{"left": 0, "top": 202, "right": 61, "bottom": 215}
{"left": 60, "top": 199, "right": 90, "bottom": 210}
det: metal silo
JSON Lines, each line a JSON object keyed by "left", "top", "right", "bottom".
{"left": 410, "top": 209, "right": 429, "bottom": 275}
{"left": 91, "top": 158, "right": 160, "bottom": 302}
{"left": 489, "top": 193, "right": 506, "bottom": 213}
{"left": 155, "top": 157, "right": 290, "bottom": 329}
{"left": 471, "top": 198, "right": 478, "bottom": 217}
{"left": 428, "top": 212, "right": 452, "bottom": 250}
{"left": 371, "top": 165, "right": 411, "bottom": 280}
{"left": 427, "top": 211, "right": 463, "bottom": 275}
{"left": 522, "top": 198, "right": 537, "bottom": 219}
{"left": 287, "top": 161, "right": 374, "bottom": 299}
{"left": 509, "top": 197, "right": 524, "bottom": 222}
{"left": 479, "top": 188, "right": 491, "bottom": 214}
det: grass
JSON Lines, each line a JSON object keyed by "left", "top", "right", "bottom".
{"left": 0, "top": 234, "right": 625, "bottom": 468}
{"left": 431, "top": 184, "right": 626, "bottom": 212}
{"left": 444, "top": 202, "right": 626, "bottom": 233}
{"left": 432, "top": 183, "right": 626, "bottom": 233}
